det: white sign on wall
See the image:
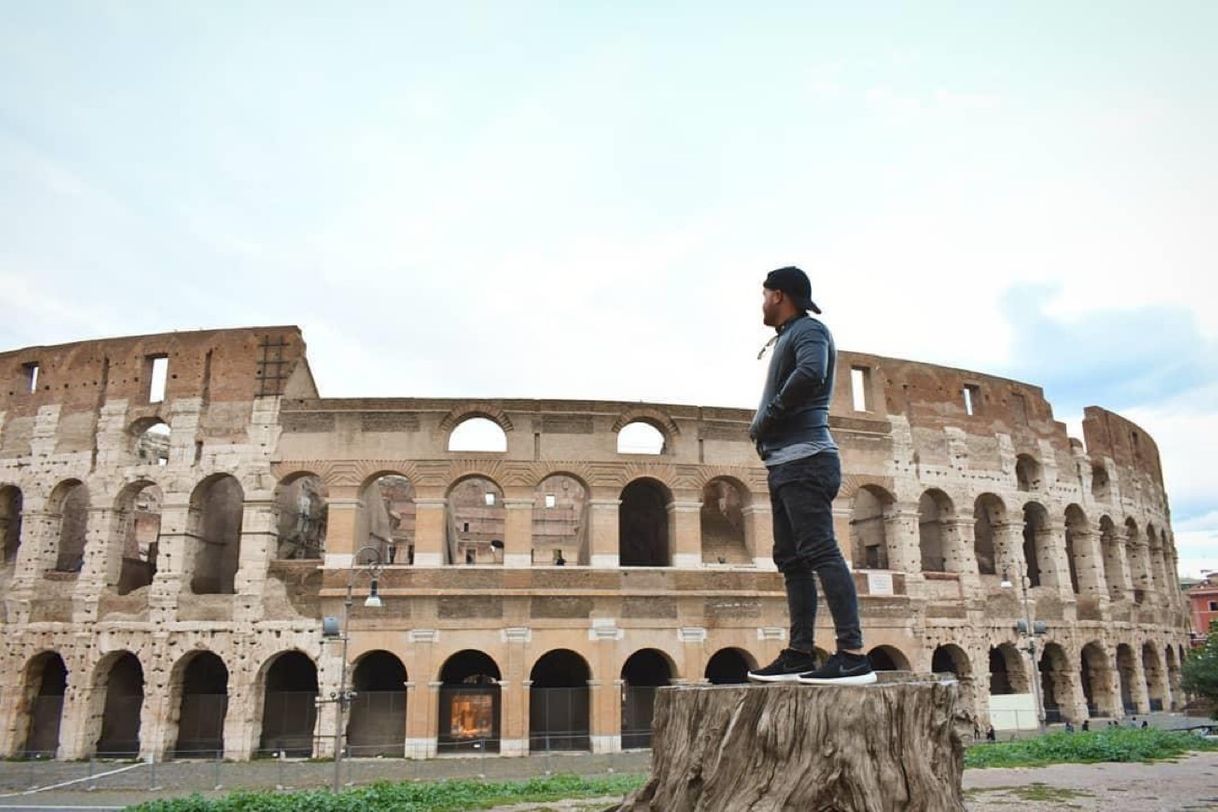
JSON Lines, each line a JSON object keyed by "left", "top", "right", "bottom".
{"left": 867, "top": 572, "right": 894, "bottom": 596}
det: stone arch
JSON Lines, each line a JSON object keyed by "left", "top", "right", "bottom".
{"left": 621, "top": 649, "right": 676, "bottom": 749}
{"left": 918, "top": 489, "right": 954, "bottom": 573}
{"left": 448, "top": 416, "right": 509, "bottom": 453}
{"left": 187, "top": 474, "right": 243, "bottom": 595}
{"left": 1063, "top": 504, "right": 1089, "bottom": 595}
{"left": 1116, "top": 643, "right": 1137, "bottom": 713}
{"left": 611, "top": 407, "right": 680, "bottom": 439}
{"left": 273, "top": 472, "right": 327, "bottom": 560}
{"left": 19, "top": 651, "right": 67, "bottom": 757}
{"left": 867, "top": 645, "right": 910, "bottom": 672}
{"left": 988, "top": 643, "right": 1028, "bottom": 695}
{"left": 1021, "top": 501, "right": 1051, "bottom": 588}
{"left": 49, "top": 479, "right": 89, "bottom": 573}
{"left": 619, "top": 477, "right": 672, "bottom": 567}
{"left": 348, "top": 650, "right": 407, "bottom": 757}
{"left": 533, "top": 473, "right": 590, "bottom": 566}
{"left": 1141, "top": 642, "right": 1168, "bottom": 712}
{"left": 167, "top": 650, "right": 228, "bottom": 757}
{"left": 1146, "top": 523, "right": 1168, "bottom": 596}
{"left": 850, "top": 485, "right": 895, "bottom": 570}
{"left": 114, "top": 479, "right": 162, "bottom": 595}
{"left": 438, "top": 404, "right": 514, "bottom": 435}
{"left": 130, "top": 417, "right": 171, "bottom": 466}
{"left": 1, "top": 484, "right": 23, "bottom": 564}
{"left": 1125, "top": 517, "right": 1149, "bottom": 602}
{"left": 972, "top": 493, "right": 1006, "bottom": 576}
{"left": 1015, "top": 454, "right": 1043, "bottom": 492}
{"left": 701, "top": 476, "right": 750, "bottom": 565}
{"left": 931, "top": 644, "right": 974, "bottom": 719}
{"left": 256, "top": 650, "right": 319, "bottom": 757}
{"left": 438, "top": 650, "right": 501, "bottom": 752}
{"left": 1081, "top": 641, "right": 1117, "bottom": 717}
{"left": 704, "top": 648, "right": 756, "bottom": 685}
{"left": 616, "top": 421, "right": 668, "bottom": 455}
{"left": 1039, "top": 642, "right": 1073, "bottom": 724}
{"left": 358, "top": 472, "right": 415, "bottom": 565}
{"left": 446, "top": 476, "right": 505, "bottom": 566}
{"left": 91, "top": 651, "right": 144, "bottom": 757}
{"left": 529, "top": 649, "right": 591, "bottom": 752}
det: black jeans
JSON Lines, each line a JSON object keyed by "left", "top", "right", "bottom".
{"left": 768, "top": 451, "right": 863, "bottom": 653}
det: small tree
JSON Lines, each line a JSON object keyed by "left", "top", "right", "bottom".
{"left": 1182, "top": 620, "right": 1218, "bottom": 718}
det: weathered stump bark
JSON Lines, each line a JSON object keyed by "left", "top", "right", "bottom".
{"left": 615, "top": 673, "right": 963, "bottom": 812}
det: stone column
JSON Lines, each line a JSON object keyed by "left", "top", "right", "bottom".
{"left": 148, "top": 495, "right": 194, "bottom": 624}
{"left": 0, "top": 679, "right": 28, "bottom": 756}
{"left": 321, "top": 485, "right": 361, "bottom": 567}
{"left": 946, "top": 518, "right": 982, "bottom": 597}
{"left": 71, "top": 506, "right": 119, "bottom": 622}
{"left": 668, "top": 498, "right": 703, "bottom": 568}
{"left": 884, "top": 507, "right": 922, "bottom": 575}
{"left": 1128, "top": 540, "right": 1152, "bottom": 602}
{"left": 679, "top": 627, "right": 709, "bottom": 683}
{"left": 499, "top": 626, "right": 531, "bottom": 755}
{"left": 404, "top": 634, "right": 439, "bottom": 758}
{"left": 1037, "top": 520, "right": 1073, "bottom": 599}
{"left": 588, "top": 497, "right": 621, "bottom": 569}
{"left": 1104, "top": 528, "right": 1133, "bottom": 602}
{"left": 1126, "top": 654, "right": 1151, "bottom": 715}
{"left": 1072, "top": 527, "right": 1107, "bottom": 600}
{"left": 993, "top": 521, "right": 1023, "bottom": 582}
{"left": 832, "top": 504, "right": 853, "bottom": 568}
{"left": 742, "top": 503, "right": 775, "bottom": 570}
{"left": 412, "top": 496, "right": 447, "bottom": 567}
{"left": 224, "top": 670, "right": 257, "bottom": 760}
{"left": 234, "top": 497, "right": 277, "bottom": 622}
{"left": 502, "top": 493, "right": 534, "bottom": 568}
{"left": 589, "top": 679, "right": 619, "bottom": 753}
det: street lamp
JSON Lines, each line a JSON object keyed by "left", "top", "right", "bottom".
{"left": 322, "top": 545, "right": 384, "bottom": 793}
{"left": 1001, "top": 560, "right": 1046, "bottom": 733}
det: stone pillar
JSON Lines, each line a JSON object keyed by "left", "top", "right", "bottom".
{"left": 412, "top": 496, "right": 447, "bottom": 567}
{"left": 669, "top": 498, "right": 703, "bottom": 568}
{"left": 832, "top": 504, "right": 853, "bottom": 568}
{"left": 589, "top": 679, "right": 619, "bottom": 753}
{"left": 947, "top": 518, "right": 981, "bottom": 597}
{"left": 588, "top": 497, "right": 621, "bottom": 569}
{"left": 742, "top": 503, "right": 775, "bottom": 570}
{"left": 234, "top": 497, "right": 277, "bottom": 622}
{"left": 148, "top": 495, "right": 194, "bottom": 624}
{"left": 1128, "top": 540, "right": 1152, "bottom": 601}
{"left": 1127, "top": 654, "right": 1151, "bottom": 715}
{"left": 1105, "top": 528, "right": 1133, "bottom": 602}
{"left": 884, "top": 507, "right": 922, "bottom": 575}
{"left": 1072, "top": 528, "right": 1107, "bottom": 600}
{"left": 321, "top": 485, "right": 361, "bottom": 567}
{"left": 679, "top": 627, "right": 709, "bottom": 682}
{"left": 502, "top": 493, "right": 534, "bottom": 568}
{"left": 405, "top": 634, "right": 439, "bottom": 758}
{"left": 0, "top": 679, "right": 28, "bottom": 756}
{"left": 1037, "top": 520, "right": 1073, "bottom": 599}
{"left": 72, "top": 506, "right": 119, "bottom": 622}
{"left": 313, "top": 643, "right": 343, "bottom": 759}
{"left": 1058, "top": 663, "right": 1088, "bottom": 724}
{"left": 224, "top": 671, "right": 257, "bottom": 760}
{"left": 499, "top": 626, "right": 531, "bottom": 755}
{"left": 993, "top": 521, "right": 1023, "bottom": 582}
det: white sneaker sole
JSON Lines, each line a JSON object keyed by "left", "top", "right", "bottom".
{"left": 798, "top": 672, "right": 878, "bottom": 686}
{"left": 747, "top": 671, "right": 804, "bottom": 684}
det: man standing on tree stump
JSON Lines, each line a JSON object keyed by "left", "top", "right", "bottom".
{"left": 746, "top": 266, "right": 876, "bottom": 686}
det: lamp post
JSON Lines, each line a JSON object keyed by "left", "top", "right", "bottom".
{"left": 1001, "top": 560, "right": 1046, "bottom": 733}
{"left": 325, "top": 545, "right": 384, "bottom": 793}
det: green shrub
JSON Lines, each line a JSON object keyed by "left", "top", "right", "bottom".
{"left": 128, "top": 773, "right": 646, "bottom": 812}
{"left": 965, "top": 727, "right": 1218, "bottom": 769}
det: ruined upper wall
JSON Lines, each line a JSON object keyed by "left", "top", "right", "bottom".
{"left": 0, "top": 327, "right": 315, "bottom": 417}
{"left": 1082, "top": 406, "right": 1164, "bottom": 486}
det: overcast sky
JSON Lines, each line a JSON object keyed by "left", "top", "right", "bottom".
{"left": 1, "top": 2, "right": 1213, "bottom": 576}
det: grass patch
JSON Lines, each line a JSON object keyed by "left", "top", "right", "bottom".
{"left": 965, "top": 727, "right": 1218, "bottom": 769}
{"left": 127, "top": 773, "right": 645, "bottom": 812}
{"left": 967, "top": 783, "right": 1094, "bottom": 802}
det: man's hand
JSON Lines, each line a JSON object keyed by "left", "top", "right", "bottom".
{"left": 749, "top": 395, "right": 788, "bottom": 442}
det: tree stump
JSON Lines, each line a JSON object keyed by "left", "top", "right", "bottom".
{"left": 614, "top": 673, "right": 964, "bottom": 812}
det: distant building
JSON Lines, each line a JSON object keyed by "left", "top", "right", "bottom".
{"left": 1187, "top": 572, "right": 1218, "bottom": 647}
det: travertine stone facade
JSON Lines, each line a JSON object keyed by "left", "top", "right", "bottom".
{"left": 0, "top": 327, "right": 1191, "bottom": 760}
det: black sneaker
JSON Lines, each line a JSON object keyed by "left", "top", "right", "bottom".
{"left": 798, "top": 651, "right": 877, "bottom": 686}
{"left": 748, "top": 648, "right": 817, "bottom": 683}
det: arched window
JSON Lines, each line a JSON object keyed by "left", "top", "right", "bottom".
{"left": 171, "top": 652, "right": 228, "bottom": 757}
{"left": 1, "top": 485, "right": 23, "bottom": 564}
{"left": 616, "top": 421, "right": 665, "bottom": 455}
{"left": 850, "top": 486, "right": 893, "bottom": 570}
{"left": 1039, "top": 643, "right": 1071, "bottom": 724}
{"left": 348, "top": 651, "right": 407, "bottom": 757}
{"left": 1081, "top": 641, "right": 1116, "bottom": 717}
{"left": 532, "top": 474, "right": 588, "bottom": 566}
{"left": 918, "top": 490, "right": 953, "bottom": 573}
{"left": 258, "top": 652, "right": 318, "bottom": 757}
{"left": 1015, "top": 455, "right": 1042, "bottom": 492}
{"left": 448, "top": 417, "right": 507, "bottom": 453}
{"left": 116, "top": 482, "right": 162, "bottom": 595}
{"left": 447, "top": 477, "right": 505, "bottom": 565}
{"left": 1063, "top": 505, "right": 1088, "bottom": 595}
{"left": 21, "top": 652, "right": 67, "bottom": 757}
{"left": 93, "top": 652, "right": 144, "bottom": 757}
{"left": 701, "top": 478, "right": 749, "bottom": 565}
{"left": 274, "top": 474, "right": 328, "bottom": 560}
{"left": 438, "top": 651, "right": 501, "bottom": 752}
{"left": 359, "top": 474, "right": 415, "bottom": 565}
{"left": 619, "top": 479, "right": 671, "bottom": 567}
{"left": 51, "top": 481, "right": 89, "bottom": 573}
{"left": 866, "top": 645, "right": 910, "bottom": 672}
{"left": 529, "top": 650, "right": 590, "bottom": 752}
{"left": 1021, "top": 502, "right": 1049, "bottom": 588}
{"left": 188, "top": 476, "right": 243, "bottom": 595}
{"left": 132, "top": 420, "right": 170, "bottom": 466}
{"left": 973, "top": 494, "right": 1004, "bottom": 576}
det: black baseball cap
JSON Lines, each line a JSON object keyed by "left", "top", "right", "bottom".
{"left": 763, "top": 266, "right": 821, "bottom": 314}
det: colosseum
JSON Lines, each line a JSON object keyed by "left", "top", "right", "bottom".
{"left": 0, "top": 326, "right": 1192, "bottom": 760}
